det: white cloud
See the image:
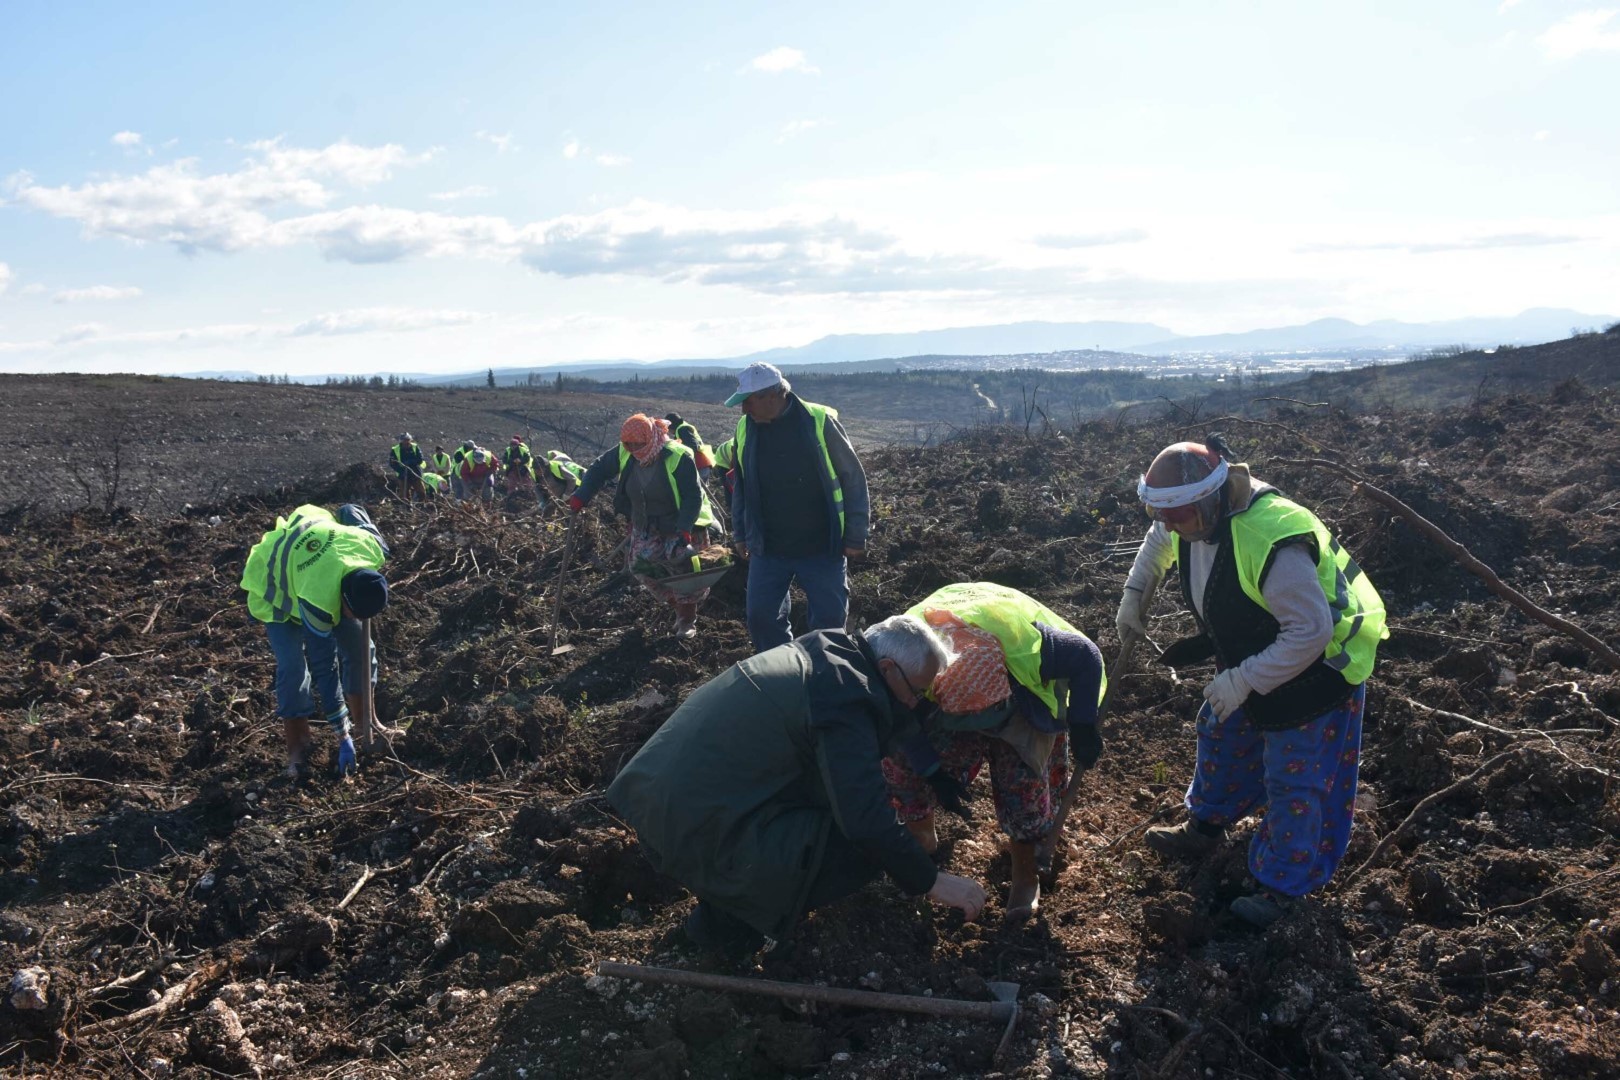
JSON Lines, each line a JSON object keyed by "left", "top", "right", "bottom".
{"left": 561, "top": 137, "right": 629, "bottom": 166}
{"left": 55, "top": 323, "right": 104, "bottom": 344}
{"left": 1534, "top": 129, "right": 1552, "bottom": 140}
{"left": 0, "top": 263, "right": 10, "bottom": 295}
{"left": 429, "top": 185, "right": 496, "bottom": 202}
{"left": 272, "top": 205, "right": 519, "bottom": 263}
{"left": 6, "top": 139, "right": 432, "bottom": 253}
{"left": 5, "top": 307, "right": 489, "bottom": 356}
{"left": 747, "top": 47, "right": 820, "bottom": 75}
{"left": 111, "top": 131, "right": 143, "bottom": 147}
{"left": 778, "top": 119, "right": 830, "bottom": 143}
{"left": 476, "top": 130, "right": 517, "bottom": 154}
{"left": 1297, "top": 231, "right": 1584, "bottom": 254}
{"left": 1537, "top": 10, "right": 1620, "bottom": 58}
{"left": 1034, "top": 229, "right": 1150, "bottom": 249}
{"left": 52, "top": 284, "right": 144, "bottom": 303}
{"left": 1499, "top": 0, "right": 1523, "bottom": 12}
{"left": 290, "top": 307, "right": 488, "bottom": 336}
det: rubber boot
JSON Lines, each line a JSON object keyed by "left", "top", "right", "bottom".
{"left": 283, "top": 716, "right": 313, "bottom": 779}
{"left": 904, "top": 813, "right": 939, "bottom": 855}
{"left": 1005, "top": 840, "right": 1041, "bottom": 927}
{"left": 672, "top": 599, "right": 699, "bottom": 640}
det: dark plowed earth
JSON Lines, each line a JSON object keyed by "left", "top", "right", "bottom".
{"left": 2, "top": 384, "right": 1619, "bottom": 1078}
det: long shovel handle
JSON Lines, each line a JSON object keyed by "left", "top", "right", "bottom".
{"left": 595, "top": 962, "right": 1017, "bottom": 1024}
{"left": 1037, "top": 631, "right": 1141, "bottom": 872}
{"left": 549, "top": 514, "right": 581, "bottom": 653}
{"left": 356, "top": 617, "right": 376, "bottom": 750}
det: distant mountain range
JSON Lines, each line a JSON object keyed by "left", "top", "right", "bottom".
{"left": 1129, "top": 308, "right": 1615, "bottom": 355}
{"left": 188, "top": 308, "right": 1613, "bottom": 384}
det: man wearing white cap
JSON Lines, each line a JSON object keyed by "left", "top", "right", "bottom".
{"left": 725, "top": 362, "right": 870, "bottom": 652}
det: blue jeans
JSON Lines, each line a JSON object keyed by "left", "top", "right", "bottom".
{"left": 263, "top": 619, "right": 375, "bottom": 733}
{"left": 745, "top": 553, "right": 848, "bottom": 652}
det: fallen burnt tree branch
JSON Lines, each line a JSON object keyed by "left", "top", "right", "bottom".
{"left": 77, "top": 961, "right": 222, "bottom": 1036}
{"left": 1277, "top": 457, "right": 1620, "bottom": 673}
{"left": 1399, "top": 695, "right": 1605, "bottom": 741}
{"left": 1476, "top": 865, "right": 1620, "bottom": 918}
{"left": 1344, "top": 747, "right": 1528, "bottom": 886}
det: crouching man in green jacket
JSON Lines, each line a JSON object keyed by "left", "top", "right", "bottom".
{"left": 607, "top": 614, "right": 988, "bottom": 952}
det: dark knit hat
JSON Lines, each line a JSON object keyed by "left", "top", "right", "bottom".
{"left": 341, "top": 569, "right": 390, "bottom": 619}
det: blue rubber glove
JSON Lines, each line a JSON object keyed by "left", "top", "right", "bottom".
{"left": 337, "top": 735, "right": 357, "bottom": 776}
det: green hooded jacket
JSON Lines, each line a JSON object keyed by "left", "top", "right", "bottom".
{"left": 606, "top": 631, "right": 936, "bottom": 939}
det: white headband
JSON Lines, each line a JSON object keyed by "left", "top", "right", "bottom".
{"left": 1138, "top": 458, "right": 1228, "bottom": 508}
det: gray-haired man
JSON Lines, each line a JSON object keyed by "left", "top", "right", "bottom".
{"left": 607, "top": 615, "right": 986, "bottom": 952}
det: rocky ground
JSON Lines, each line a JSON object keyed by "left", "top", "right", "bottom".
{"left": 1, "top": 377, "right": 1618, "bottom": 1078}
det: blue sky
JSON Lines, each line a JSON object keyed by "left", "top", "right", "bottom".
{"left": 1, "top": 0, "right": 1616, "bottom": 376}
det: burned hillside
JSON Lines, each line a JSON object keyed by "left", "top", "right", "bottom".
{"left": 0, "top": 382, "right": 1618, "bottom": 1079}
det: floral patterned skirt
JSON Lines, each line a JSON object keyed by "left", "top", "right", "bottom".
{"left": 883, "top": 728, "right": 1072, "bottom": 844}
{"left": 629, "top": 526, "right": 711, "bottom": 611}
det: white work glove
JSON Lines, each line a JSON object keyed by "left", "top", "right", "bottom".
{"left": 1116, "top": 585, "right": 1151, "bottom": 640}
{"left": 1203, "top": 667, "right": 1253, "bottom": 721}
{"left": 926, "top": 872, "right": 987, "bottom": 921}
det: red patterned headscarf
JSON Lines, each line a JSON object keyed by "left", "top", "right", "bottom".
{"left": 931, "top": 624, "right": 1012, "bottom": 715}
{"left": 620, "top": 413, "right": 668, "bottom": 465}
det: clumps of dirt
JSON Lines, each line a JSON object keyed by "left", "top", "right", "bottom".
{"left": 0, "top": 387, "right": 1618, "bottom": 1077}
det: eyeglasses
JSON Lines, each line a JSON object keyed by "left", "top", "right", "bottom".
{"left": 1144, "top": 501, "right": 1202, "bottom": 526}
{"left": 885, "top": 659, "right": 931, "bottom": 703}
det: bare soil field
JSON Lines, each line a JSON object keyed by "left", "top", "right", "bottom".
{"left": 1, "top": 369, "right": 1619, "bottom": 1078}
{"left": 0, "top": 375, "right": 903, "bottom": 517}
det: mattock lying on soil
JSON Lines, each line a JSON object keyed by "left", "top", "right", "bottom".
{"left": 597, "top": 961, "right": 1023, "bottom": 1063}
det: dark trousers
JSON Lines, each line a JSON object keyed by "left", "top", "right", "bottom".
{"left": 745, "top": 552, "right": 849, "bottom": 652}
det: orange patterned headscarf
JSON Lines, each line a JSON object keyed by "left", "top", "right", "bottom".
{"left": 620, "top": 413, "right": 667, "bottom": 465}
{"left": 931, "top": 625, "right": 1011, "bottom": 715}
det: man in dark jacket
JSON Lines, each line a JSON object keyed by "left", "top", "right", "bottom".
{"left": 606, "top": 614, "right": 987, "bottom": 951}
{"left": 388, "top": 433, "right": 426, "bottom": 501}
{"left": 726, "top": 362, "right": 870, "bottom": 653}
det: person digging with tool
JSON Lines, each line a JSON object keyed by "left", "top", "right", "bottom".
{"left": 537, "top": 449, "right": 585, "bottom": 507}
{"left": 664, "top": 412, "right": 714, "bottom": 478}
{"left": 450, "top": 440, "right": 473, "bottom": 500}
{"left": 240, "top": 503, "right": 394, "bottom": 779}
{"left": 457, "top": 442, "right": 499, "bottom": 504}
{"left": 502, "top": 435, "right": 537, "bottom": 500}
{"left": 570, "top": 413, "right": 721, "bottom": 640}
{"left": 607, "top": 614, "right": 987, "bottom": 953}
{"left": 388, "top": 432, "right": 426, "bottom": 501}
{"left": 726, "top": 362, "right": 870, "bottom": 653}
{"left": 1119, "top": 436, "right": 1387, "bottom": 928}
{"left": 881, "top": 582, "right": 1104, "bottom": 926}
{"left": 430, "top": 444, "right": 453, "bottom": 481}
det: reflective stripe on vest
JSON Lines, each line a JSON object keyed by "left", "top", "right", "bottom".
{"left": 615, "top": 441, "right": 716, "bottom": 528}
{"left": 261, "top": 509, "right": 327, "bottom": 623}
{"left": 906, "top": 582, "right": 1105, "bottom": 718}
{"left": 547, "top": 452, "right": 583, "bottom": 482}
{"left": 1226, "top": 492, "right": 1387, "bottom": 685}
{"left": 734, "top": 401, "right": 844, "bottom": 534}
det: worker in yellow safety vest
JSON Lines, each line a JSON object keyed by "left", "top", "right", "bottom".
{"left": 1120, "top": 435, "right": 1387, "bottom": 928}
{"left": 239, "top": 503, "right": 393, "bottom": 777}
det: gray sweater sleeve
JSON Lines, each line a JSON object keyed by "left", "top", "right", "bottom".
{"left": 824, "top": 414, "right": 870, "bottom": 548}
{"left": 1238, "top": 544, "right": 1336, "bottom": 693}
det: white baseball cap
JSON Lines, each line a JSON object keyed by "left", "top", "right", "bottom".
{"left": 724, "top": 362, "right": 790, "bottom": 407}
